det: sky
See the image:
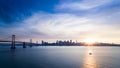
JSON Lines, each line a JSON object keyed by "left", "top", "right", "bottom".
{"left": 0, "top": 0, "right": 120, "bottom": 43}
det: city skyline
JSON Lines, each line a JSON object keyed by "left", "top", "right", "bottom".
{"left": 0, "top": 0, "right": 120, "bottom": 43}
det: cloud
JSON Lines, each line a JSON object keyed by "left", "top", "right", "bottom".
{"left": 18, "top": 11, "right": 120, "bottom": 43}
{"left": 56, "top": 0, "right": 113, "bottom": 11}
{"left": 0, "top": 10, "right": 120, "bottom": 43}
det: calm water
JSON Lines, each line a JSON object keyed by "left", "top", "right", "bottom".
{"left": 0, "top": 46, "right": 120, "bottom": 68}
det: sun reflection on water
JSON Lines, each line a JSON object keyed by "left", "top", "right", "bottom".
{"left": 82, "top": 47, "right": 97, "bottom": 68}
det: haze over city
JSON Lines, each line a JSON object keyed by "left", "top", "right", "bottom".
{"left": 0, "top": 0, "right": 120, "bottom": 43}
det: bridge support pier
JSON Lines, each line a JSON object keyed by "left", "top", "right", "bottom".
{"left": 23, "top": 42, "right": 26, "bottom": 48}
{"left": 11, "top": 35, "right": 16, "bottom": 49}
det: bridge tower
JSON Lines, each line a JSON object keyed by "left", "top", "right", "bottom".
{"left": 30, "top": 39, "right": 32, "bottom": 47}
{"left": 11, "top": 35, "right": 16, "bottom": 49}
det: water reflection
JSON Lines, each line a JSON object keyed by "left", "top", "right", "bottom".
{"left": 82, "top": 47, "right": 97, "bottom": 68}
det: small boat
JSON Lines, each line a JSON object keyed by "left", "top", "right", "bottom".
{"left": 89, "top": 53, "right": 92, "bottom": 55}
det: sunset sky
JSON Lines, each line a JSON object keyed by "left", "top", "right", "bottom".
{"left": 0, "top": 0, "right": 120, "bottom": 43}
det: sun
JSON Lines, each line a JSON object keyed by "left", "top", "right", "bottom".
{"left": 85, "top": 39, "right": 96, "bottom": 44}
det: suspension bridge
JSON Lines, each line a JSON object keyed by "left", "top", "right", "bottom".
{"left": 0, "top": 35, "right": 37, "bottom": 49}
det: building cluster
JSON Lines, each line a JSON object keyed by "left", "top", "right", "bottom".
{"left": 41, "top": 40, "right": 77, "bottom": 46}
{"left": 40, "top": 40, "right": 120, "bottom": 46}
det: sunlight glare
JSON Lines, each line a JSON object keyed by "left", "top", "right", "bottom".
{"left": 85, "top": 39, "right": 96, "bottom": 44}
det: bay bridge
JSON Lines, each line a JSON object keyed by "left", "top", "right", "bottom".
{"left": 0, "top": 35, "right": 37, "bottom": 49}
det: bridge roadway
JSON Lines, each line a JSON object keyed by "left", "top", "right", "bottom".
{"left": 0, "top": 40, "right": 32, "bottom": 43}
